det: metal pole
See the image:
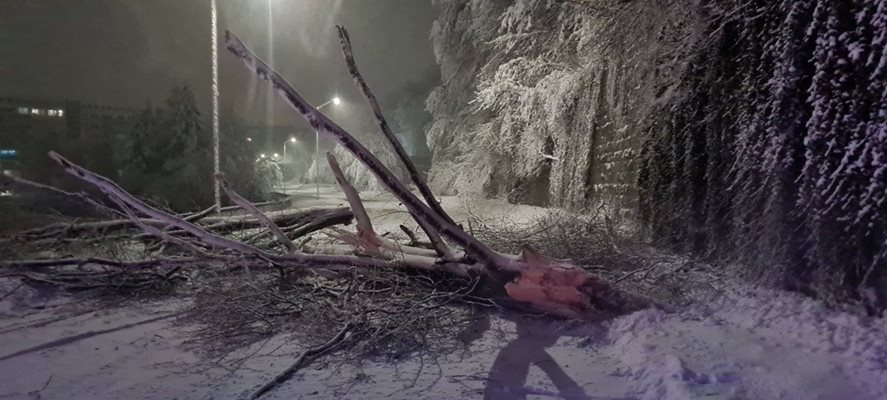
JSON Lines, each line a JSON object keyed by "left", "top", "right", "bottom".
{"left": 315, "top": 130, "right": 320, "bottom": 198}
{"left": 312, "top": 100, "right": 334, "bottom": 199}
{"left": 211, "top": 0, "right": 221, "bottom": 210}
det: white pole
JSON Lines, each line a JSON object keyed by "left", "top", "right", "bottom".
{"left": 211, "top": 0, "right": 221, "bottom": 210}
{"left": 312, "top": 100, "right": 335, "bottom": 199}
{"left": 281, "top": 141, "right": 287, "bottom": 195}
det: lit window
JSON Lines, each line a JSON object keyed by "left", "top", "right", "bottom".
{"left": 48, "top": 110, "right": 58, "bottom": 116}
{"left": 31, "top": 108, "right": 41, "bottom": 115}
{"left": 57, "top": 109, "right": 64, "bottom": 117}
{"left": 17, "top": 107, "right": 28, "bottom": 114}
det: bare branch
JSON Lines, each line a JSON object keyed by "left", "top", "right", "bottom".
{"left": 336, "top": 25, "right": 457, "bottom": 227}
{"left": 217, "top": 175, "right": 297, "bottom": 254}
{"left": 48, "top": 151, "right": 276, "bottom": 258}
{"left": 224, "top": 31, "right": 509, "bottom": 270}
{"left": 2, "top": 172, "right": 121, "bottom": 217}
{"left": 1, "top": 257, "right": 203, "bottom": 270}
{"left": 43, "top": 152, "right": 477, "bottom": 274}
{"left": 249, "top": 322, "right": 357, "bottom": 399}
{"left": 326, "top": 153, "right": 377, "bottom": 241}
{"left": 110, "top": 196, "right": 212, "bottom": 258}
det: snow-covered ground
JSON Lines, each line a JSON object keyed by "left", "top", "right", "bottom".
{"left": 2, "top": 187, "right": 885, "bottom": 399}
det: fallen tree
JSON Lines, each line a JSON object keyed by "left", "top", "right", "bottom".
{"left": 1, "top": 26, "right": 661, "bottom": 321}
{"left": 0, "top": 25, "right": 670, "bottom": 399}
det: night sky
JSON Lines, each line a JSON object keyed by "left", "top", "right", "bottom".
{"left": 0, "top": 0, "right": 440, "bottom": 134}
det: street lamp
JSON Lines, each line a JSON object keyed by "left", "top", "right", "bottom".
{"left": 316, "top": 97, "right": 341, "bottom": 109}
{"left": 311, "top": 96, "right": 340, "bottom": 198}
{"left": 210, "top": 0, "right": 221, "bottom": 210}
{"left": 280, "top": 137, "right": 298, "bottom": 194}
{"left": 283, "top": 137, "right": 296, "bottom": 160}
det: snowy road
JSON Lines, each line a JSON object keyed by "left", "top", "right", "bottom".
{"left": 2, "top": 282, "right": 885, "bottom": 400}
{"left": 2, "top": 189, "right": 886, "bottom": 399}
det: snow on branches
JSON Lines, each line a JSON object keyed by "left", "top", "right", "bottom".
{"left": 427, "top": 0, "right": 886, "bottom": 309}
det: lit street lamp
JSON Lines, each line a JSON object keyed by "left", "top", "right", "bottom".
{"left": 312, "top": 96, "right": 340, "bottom": 198}
{"left": 282, "top": 137, "right": 296, "bottom": 160}
{"left": 280, "top": 137, "right": 298, "bottom": 194}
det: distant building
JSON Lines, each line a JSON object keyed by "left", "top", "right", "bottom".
{"left": 0, "top": 96, "right": 138, "bottom": 140}
{"left": 0, "top": 96, "right": 139, "bottom": 182}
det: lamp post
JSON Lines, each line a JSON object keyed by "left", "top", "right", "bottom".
{"left": 282, "top": 137, "right": 296, "bottom": 160}
{"left": 281, "top": 137, "right": 296, "bottom": 194}
{"left": 210, "top": 0, "right": 221, "bottom": 210}
{"left": 312, "top": 97, "right": 340, "bottom": 198}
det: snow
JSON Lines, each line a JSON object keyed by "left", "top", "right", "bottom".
{"left": 2, "top": 190, "right": 886, "bottom": 400}
{"left": 3, "top": 272, "right": 886, "bottom": 399}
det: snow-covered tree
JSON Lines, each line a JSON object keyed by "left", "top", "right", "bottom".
{"left": 427, "top": 0, "right": 887, "bottom": 309}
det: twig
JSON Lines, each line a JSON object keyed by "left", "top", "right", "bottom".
{"left": 614, "top": 260, "right": 670, "bottom": 284}
{"left": 3, "top": 173, "right": 120, "bottom": 217}
{"left": 399, "top": 224, "right": 420, "bottom": 246}
{"left": 41, "top": 374, "right": 53, "bottom": 390}
{"left": 0, "top": 282, "right": 23, "bottom": 302}
{"left": 248, "top": 322, "right": 357, "bottom": 399}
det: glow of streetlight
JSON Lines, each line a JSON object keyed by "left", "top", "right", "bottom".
{"left": 289, "top": 137, "right": 296, "bottom": 143}
{"left": 273, "top": 153, "right": 279, "bottom": 158}
{"left": 260, "top": 153, "right": 266, "bottom": 158}
{"left": 246, "top": 137, "right": 253, "bottom": 142}
{"left": 332, "top": 97, "right": 341, "bottom": 105}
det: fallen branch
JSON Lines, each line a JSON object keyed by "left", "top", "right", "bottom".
{"left": 218, "top": 175, "right": 296, "bottom": 254}
{"left": 326, "top": 153, "right": 381, "bottom": 251}
{"left": 3, "top": 173, "right": 120, "bottom": 217}
{"left": 1, "top": 256, "right": 203, "bottom": 270}
{"left": 226, "top": 31, "right": 506, "bottom": 269}
{"left": 336, "top": 25, "right": 457, "bottom": 228}
{"left": 248, "top": 322, "right": 357, "bottom": 399}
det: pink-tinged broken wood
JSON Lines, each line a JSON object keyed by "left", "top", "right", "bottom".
{"left": 504, "top": 247, "right": 597, "bottom": 318}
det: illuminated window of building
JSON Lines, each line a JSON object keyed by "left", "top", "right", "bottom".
{"left": 57, "top": 109, "right": 65, "bottom": 117}
{"left": 48, "top": 110, "right": 58, "bottom": 116}
{"left": 17, "top": 107, "right": 28, "bottom": 114}
{"left": 31, "top": 108, "right": 41, "bottom": 115}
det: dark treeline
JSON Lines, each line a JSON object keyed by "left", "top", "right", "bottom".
{"left": 121, "top": 86, "right": 267, "bottom": 210}
{"left": 3, "top": 85, "right": 269, "bottom": 211}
